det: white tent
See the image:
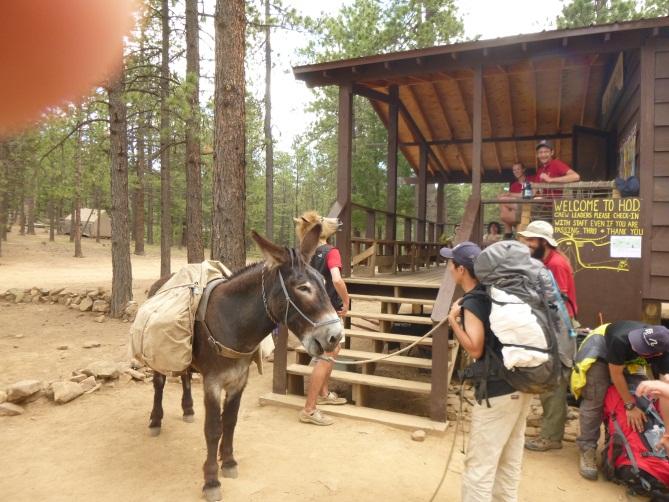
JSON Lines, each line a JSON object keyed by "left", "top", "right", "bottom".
{"left": 61, "top": 208, "right": 112, "bottom": 238}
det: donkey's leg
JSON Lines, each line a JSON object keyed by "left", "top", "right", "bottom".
{"left": 149, "top": 372, "right": 166, "bottom": 436}
{"left": 181, "top": 371, "right": 195, "bottom": 422}
{"left": 219, "top": 390, "right": 243, "bottom": 479}
{"left": 202, "top": 377, "right": 224, "bottom": 502}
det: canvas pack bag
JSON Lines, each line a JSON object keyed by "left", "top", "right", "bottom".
{"left": 129, "top": 260, "right": 231, "bottom": 375}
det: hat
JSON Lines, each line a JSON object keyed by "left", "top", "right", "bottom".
{"left": 536, "top": 140, "right": 553, "bottom": 151}
{"left": 439, "top": 241, "right": 482, "bottom": 269}
{"left": 629, "top": 325, "right": 669, "bottom": 356}
{"left": 517, "top": 220, "right": 558, "bottom": 247}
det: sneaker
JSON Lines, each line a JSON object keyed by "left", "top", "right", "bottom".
{"left": 579, "top": 448, "right": 598, "bottom": 480}
{"left": 299, "top": 409, "right": 334, "bottom": 426}
{"left": 317, "top": 391, "right": 347, "bottom": 405}
{"left": 524, "top": 436, "right": 563, "bottom": 452}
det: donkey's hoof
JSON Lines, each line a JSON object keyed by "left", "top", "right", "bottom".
{"left": 148, "top": 427, "right": 161, "bottom": 437}
{"left": 202, "top": 485, "right": 222, "bottom": 502}
{"left": 221, "top": 465, "right": 238, "bottom": 479}
{"left": 183, "top": 414, "right": 195, "bottom": 423}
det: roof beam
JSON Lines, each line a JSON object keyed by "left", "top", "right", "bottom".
{"left": 427, "top": 82, "right": 469, "bottom": 174}
{"left": 399, "top": 132, "right": 572, "bottom": 147}
{"left": 529, "top": 60, "right": 538, "bottom": 136}
{"left": 405, "top": 85, "right": 450, "bottom": 173}
{"left": 398, "top": 102, "right": 447, "bottom": 175}
{"left": 499, "top": 67, "right": 519, "bottom": 162}
{"left": 403, "top": 170, "right": 513, "bottom": 184}
{"left": 579, "top": 61, "right": 592, "bottom": 125}
{"left": 556, "top": 58, "right": 565, "bottom": 132}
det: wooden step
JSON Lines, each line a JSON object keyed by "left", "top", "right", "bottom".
{"left": 345, "top": 328, "right": 433, "bottom": 346}
{"left": 259, "top": 392, "right": 447, "bottom": 434}
{"left": 344, "top": 311, "right": 434, "bottom": 325}
{"left": 287, "top": 364, "right": 431, "bottom": 394}
{"left": 294, "top": 346, "right": 432, "bottom": 369}
{"left": 349, "top": 294, "right": 435, "bottom": 306}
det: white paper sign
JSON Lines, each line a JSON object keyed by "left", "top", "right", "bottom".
{"left": 610, "top": 235, "right": 642, "bottom": 258}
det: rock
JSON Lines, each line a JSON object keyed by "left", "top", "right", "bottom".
{"left": 15, "top": 334, "right": 24, "bottom": 339}
{"left": 79, "top": 297, "right": 94, "bottom": 312}
{"left": 56, "top": 345, "right": 69, "bottom": 350}
{"left": 6, "top": 380, "right": 42, "bottom": 403}
{"left": 564, "top": 433, "right": 577, "bottom": 443}
{"left": 79, "top": 376, "right": 97, "bottom": 392}
{"left": 411, "top": 429, "right": 427, "bottom": 442}
{"left": 85, "top": 383, "right": 101, "bottom": 394}
{"left": 40, "top": 288, "right": 50, "bottom": 296}
{"left": 0, "top": 390, "right": 6, "bottom": 403}
{"left": 130, "top": 358, "right": 143, "bottom": 370}
{"left": 94, "top": 315, "right": 106, "bottom": 323}
{"left": 50, "top": 287, "right": 64, "bottom": 296}
{"left": 70, "top": 374, "right": 87, "bottom": 383}
{"left": 83, "top": 361, "right": 120, "bottom": 380}
{"left": 92, "top": 300, "right": 110, "bottom": 313}
{"left": 13, "top": 291, "right": 25, "bottom": 303}
{"left": 0, "top": 402, "right": 24, "bottom": 416}
{"left": 524, "top": 426, "right": 540, "bottom": 437}
{"left": 31, "top": 296, "right": 41, "bottom": 304}
{"left": 125, "top": 369, "right": 146, "bottom": 381}
{"left": 526, "top": 414, "right": 543, "bottom": 428}
{"left": 87, "top": 289, "right": 98, "bottom": 298}
{"left": 72, "top": 296, "right": 82, "bottom": 306}
{"left": 82, "top": 341, "right": 101, "bottom": 349}
{"left": 124, "top": 301, "right": 138, "bottom": 318}
{"left": 63, "top": 297, "right": 72, "bottom": 306}
{"left": 119, "top": 373, "right": 132, "bottom": 384}
{"left": 52, "top": 381, "right": 84, "bottom": 404}
{"left": 30, "top": 288, "right": 40, "bottom": 297}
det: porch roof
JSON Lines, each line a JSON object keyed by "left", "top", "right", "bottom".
{"left": 294, "top": 17, "right": 669, "bottom": 181}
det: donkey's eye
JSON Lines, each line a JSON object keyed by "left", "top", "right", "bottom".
{"left": 297, "top": 285, "right": 311, "bottom": 293}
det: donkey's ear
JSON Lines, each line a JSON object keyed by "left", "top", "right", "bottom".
{"left": 252, "top": 231, "right": 288, "bottom": 268}
{"left": 300, "top": 223, "right": 321, "bottom": 263}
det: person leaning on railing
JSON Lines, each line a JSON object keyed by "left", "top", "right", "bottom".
{"left": 533, "top": 140, "right": 580, "bottom": 198}
{"left": 499, "top": 162, "right": 529, "bottom": 238}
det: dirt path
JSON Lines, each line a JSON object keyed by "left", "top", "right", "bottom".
{"left": 0, "top": 230, "right": 629, "bottom": 501}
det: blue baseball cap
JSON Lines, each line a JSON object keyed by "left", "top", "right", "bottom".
{"left": 439, "top": 241, "right": 482, "bottom": 268}
{"left": 629, "top": 325, "right": 669, "bottom": 356}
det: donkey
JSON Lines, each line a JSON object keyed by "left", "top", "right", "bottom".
{"left": 146, "top": 224, "right": 343, "bottom": 502}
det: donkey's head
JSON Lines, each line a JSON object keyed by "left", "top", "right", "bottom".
{"left": 252, "top": 224, "right": 343, "bottom": 356}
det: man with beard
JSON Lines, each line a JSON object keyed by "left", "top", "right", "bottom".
{"left": 518, "top": 220, "right": 578, "bottom": 454}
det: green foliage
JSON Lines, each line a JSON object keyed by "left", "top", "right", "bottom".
{"left": 556, "top": 0, "right": 667, "bottom": 29}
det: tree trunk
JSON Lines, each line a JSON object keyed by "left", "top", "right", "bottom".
{"left": 26, "top": 194, "right": 35, "bottom": 235}
{"left": 95, "top": 188, "right": 101, "bottom": 243}
{"left": 134, "top": 117, "right": 146, "bottom": 255}
{"left": 0, "top": 141, "right": 6, "bottom": 255}
{"left": 48, "top": 198, "right": 55, "bottom": 241}
{"left": 19, "top": 197, "right": 26, "bottom": 236}
{"left": 73, "top": 110, "right": 84, "bottom": 258}
{"left": 213, "top": 0, "right": 246, "bottom": 270}
{"left": 147, "top": 182, "right": 154, "bottom": 245}
{"left": 107, "top": 65, "right": 133, "bottom": 318}
{"left": 185, "top": 0, "right": 204, "bottom": 263}
{"left": 264, "top": 0, "right": 274, "bottom": 240}
{"left": 69, "top": 200, "right": 74, "bottom": 241}
{"left": 160, "top": 0, "right": 172, "bottom": 276}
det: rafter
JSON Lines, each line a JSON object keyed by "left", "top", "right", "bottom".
{"left": 405, "top": 85, "right": 450, "bottom": 174}
{"left": 499, "top": 67, "right": 519, "bottom": 162}
{"left": 482, "top": 82, "right": 503, "bottom": 172}
{"left": 426, "top": 82, "right": 469, "bottom": 174}
{"left": 579, "top": 61, "right": 593, "bottom": 125}
{"left": 454, "top": 74, "right": 485, "bottom": 177}
{"left": 529, "top": 60, "right": 538, "bottom": 136}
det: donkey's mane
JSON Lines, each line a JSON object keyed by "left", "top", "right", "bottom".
{"left": 227, "top": 261, "right": 263, "bottom": 280}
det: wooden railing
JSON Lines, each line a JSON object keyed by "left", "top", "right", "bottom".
{"left": 350, "top": 237, "right": 442, "bottom": 277}
{"left": 350, "top": 202, "right": 445, "bottom": 243}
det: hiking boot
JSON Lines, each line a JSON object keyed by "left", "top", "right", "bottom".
{"left": 579, "top": 448, "right": 598, "bottom": 480}
{"left": 317, "top": 391, "right": 347, "bottom": 405}
{"left": 299, "top": 409, "right": 334, "bottom": 426}
{"left": 525, "top": 436, "right": 563, "bottom": 452}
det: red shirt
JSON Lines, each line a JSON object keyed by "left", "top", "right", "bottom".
{"left": 544, "top": 249, "right": 578, "bottom": 318}
{"left": 536, "top": 159, "right": 571, "bottom": 197}
{"left": 326, "top": 247, "right": 342, "bottom": 270}
{"left": 509, "top": 181, "right": 522, "bottom": 194}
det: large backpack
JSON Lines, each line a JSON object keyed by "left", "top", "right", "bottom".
{"left": 310, "top": 244, "right": 343, "bottom": 311}
{"left": 602, "top": 381, "right": 669, "bottom": 498}
{"left": 471, "top": 240, "right": 573, "bottom": 395}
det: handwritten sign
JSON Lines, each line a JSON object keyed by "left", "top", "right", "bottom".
{"left": 553, "top": 198, "right": 643, "bottom": 238}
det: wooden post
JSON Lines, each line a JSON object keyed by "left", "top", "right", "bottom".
{"left": 417, "top": 143, "right": 427, "bottom": 242}
{"left": 472, "top": 65, "right": 483, "bottom": 199}
{"left": 366, "top": 210, "right": 376, "bottom": 239}
{"left": 430, "top": 322, "right": 449, "bottom": 423}
{"left": 404, "top": 217, "right": 412, "bottom": 242}
{"left": 436, "top": 181, "right": 444, "bottom": 234}
{"left": 386, "top": 85, "right": 399, "bottom": 241}
{"left": 337, "top": 84, "right": 353, "bottom": 276}
{"left": 272, "top": 324, "right": 288, "bottom": 394}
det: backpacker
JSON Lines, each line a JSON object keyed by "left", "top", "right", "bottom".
{"left": 311, "top": 244, "right": 343, "bottom": 311}
{"left": 129, "top": 260, "right": 231, "bottom": 375}
{"left": 602, "top": 381, "right": 669, "bottom": 498}
{"left": 468, "top": 240, "right": 572, "bottom": 396}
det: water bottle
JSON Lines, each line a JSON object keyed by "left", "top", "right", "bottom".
{"left": 522, "top": 181, "right": 533, "bottom": 199}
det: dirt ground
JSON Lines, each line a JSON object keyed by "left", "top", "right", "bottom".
{"left": 0, "top": 229, "right": 632, "bottom": 501}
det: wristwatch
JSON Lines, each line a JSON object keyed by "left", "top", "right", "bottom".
{"left": 624, "top": 401, "right": 636, "bottom": 411}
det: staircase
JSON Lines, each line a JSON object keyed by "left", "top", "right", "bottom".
{"left": 260, "top": 292, "right": 457, "bottom": 434}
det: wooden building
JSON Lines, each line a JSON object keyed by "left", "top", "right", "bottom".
{"left": 263, "top": 18, "right": 669, "bottom": 429}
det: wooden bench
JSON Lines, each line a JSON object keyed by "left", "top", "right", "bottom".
{"left": 294, "top": 346, "right": 432, "bottom": 370}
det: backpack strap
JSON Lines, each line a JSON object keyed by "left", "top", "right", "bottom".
{"left": 612, "top": 414, "right": 653, "bottom": 493}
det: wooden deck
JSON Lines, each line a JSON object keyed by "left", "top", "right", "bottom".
{"left": 346, "top": 264, "right": 445, "bottom": 290}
